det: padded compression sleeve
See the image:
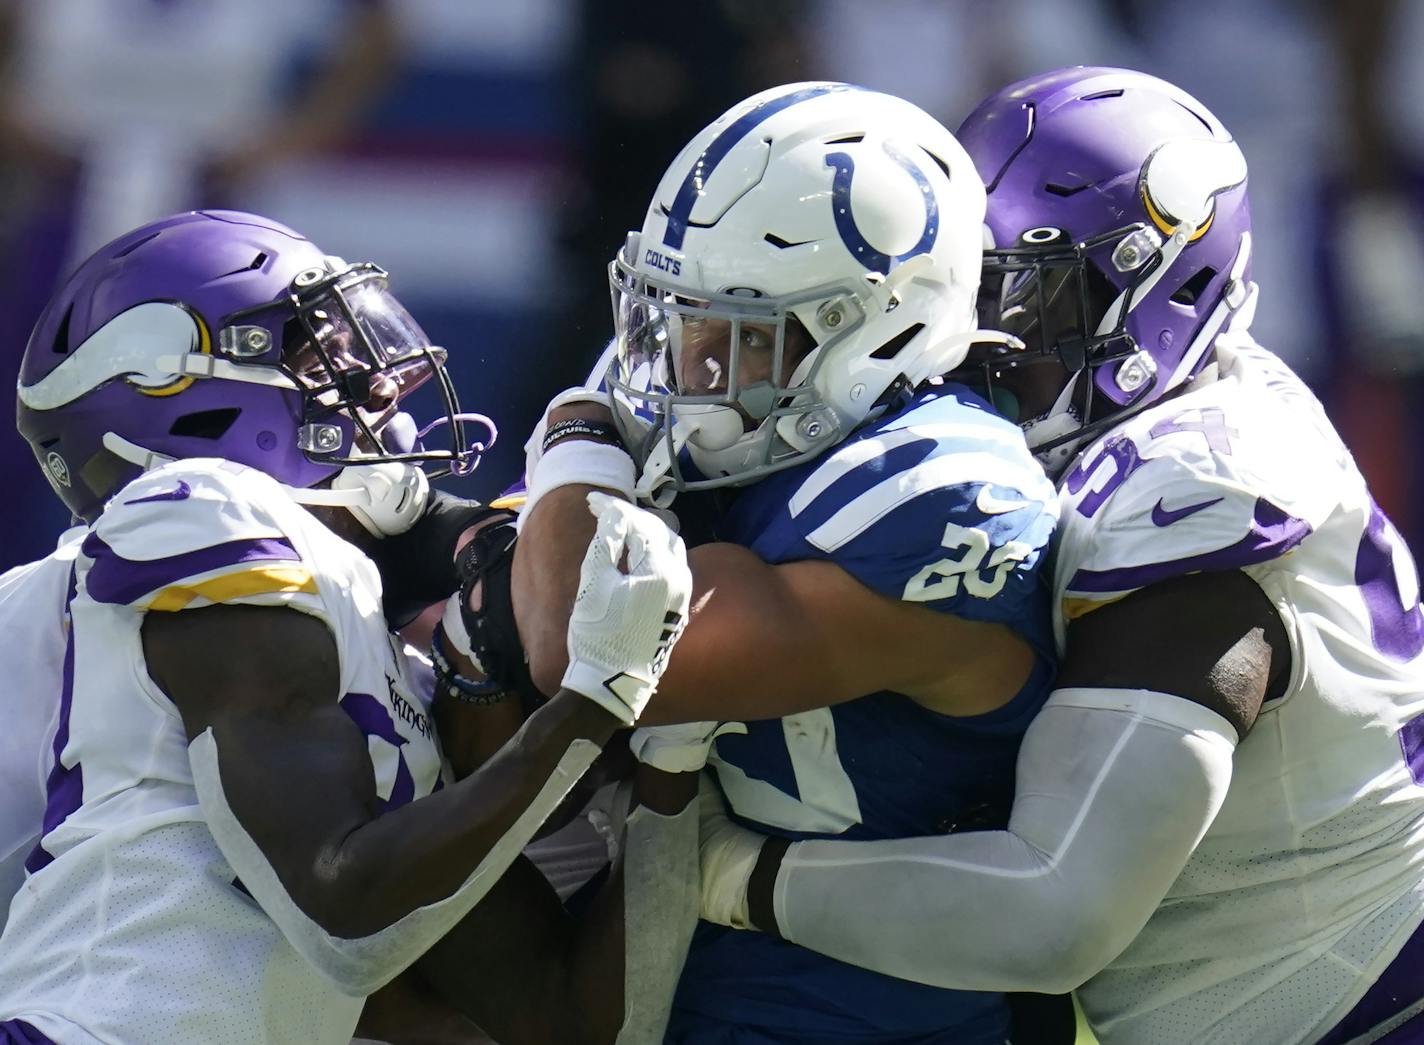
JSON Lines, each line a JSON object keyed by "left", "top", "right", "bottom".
{"left": 190, "top": 729, "right": 601, "bottom": 997}
{"left": 774, "top": 688, "right": 1237, "bottom": 994}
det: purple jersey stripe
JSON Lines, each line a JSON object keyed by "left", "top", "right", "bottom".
{"left": 1067, "top": 498, "right": 1311, "bottom": 595}
{"left": 1402, "top": 716, "right": 1424, "bottom": 786}
{"left": 1315, "top": 916, "right": 1424, "bottom": 1045}
{"left": 81, "top": 532, "right": 301, "bottom": 606}
{"left": 0, "top": 1019, "right": 59, "bottom": 1045}
{"left": 25, "top": 571, "right": 80, "bottom": 875}
{"left": 340, "top": 692, "right": 415, "bottom": 814}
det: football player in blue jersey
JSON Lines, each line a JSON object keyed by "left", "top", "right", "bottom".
{"left": 504, "top": 82, "right": 1059, "bottom": 1044}
{"left": 691, "top": 69, "right": 1424, "bottom": 1045}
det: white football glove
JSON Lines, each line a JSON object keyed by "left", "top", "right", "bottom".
{"left": 629, "top": 721, "right": 748, "bottom": 774}
{"left": 697, "top": 776, "right": 764, "bottom": 930}
{"left": 561, "top": 492, "right": 692, "bottom": 725}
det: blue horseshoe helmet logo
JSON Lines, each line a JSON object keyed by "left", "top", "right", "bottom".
{"left": 825, "top": 141, "right": 939, "bottom": 275}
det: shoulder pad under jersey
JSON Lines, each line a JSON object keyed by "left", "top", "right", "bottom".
{"left": 81, "top": 459, "right": 333, "bottom": 616}
{"left": 748, "top": 388, "right": 1058, "bottom": 624}
{"left": 1054, "top": 347, "right": 1343, "bottom": 627}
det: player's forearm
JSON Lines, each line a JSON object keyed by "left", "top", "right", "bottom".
{"left": 514, "top": 484, "right": 602, "bottom": 695}
{"left": 745, "top": 689, "right": 1238, "bottom": 993}
{"left": 417, "top": 773, "right": 701, "bottom": 1045}
{"left": 316, "top": 691, "right": 621, "bottom": 935}
{"left": 193, "top": 691, "right": 620, "bottom": 996}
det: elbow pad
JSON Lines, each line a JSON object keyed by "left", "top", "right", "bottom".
{"left": 189, "top": 728, "right": 601, "bottom": 997}
{"left": 775, "top": 688, "right": 1237, "bottom": 993}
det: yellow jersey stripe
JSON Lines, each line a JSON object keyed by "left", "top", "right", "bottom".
{"left": 146, "top": 565, "right": 318, "bottom": 612}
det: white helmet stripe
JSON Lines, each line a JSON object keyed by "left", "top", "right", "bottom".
{"left": 18, "top": 303, "right": 200, "bottom": 411}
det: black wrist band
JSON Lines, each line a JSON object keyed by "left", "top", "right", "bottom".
{"left": 541, "top": 417, "right": 624, "bottom": 455}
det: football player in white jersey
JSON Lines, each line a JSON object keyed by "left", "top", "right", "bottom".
{"left": 498, "top": 84, "right": 1062, "bottom": 1044}
{"left": 693, "top": 68, "right": 1424, "bottom": 1045}
{"left": 0, "top": 210, "right": 698, "bottom": 1045}
{"left": 0, "top": 528, "right": 84, "bottom": 929}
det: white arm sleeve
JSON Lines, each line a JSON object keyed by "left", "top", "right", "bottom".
{"left": 775, "top": 688, "right": 1238, "bottom": 994}
{"left": 190, "top": 728, "right": 601, "bottom": 998}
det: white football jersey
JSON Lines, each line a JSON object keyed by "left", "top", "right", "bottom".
{"left": 0, "top": 529, "right": 84, "bottom": 930}
{"left": 1056, "top": 342, "right": 1424, "bottom": 1044}
{"left": 0, "top": 460, "right": 446, "bottom": 1045}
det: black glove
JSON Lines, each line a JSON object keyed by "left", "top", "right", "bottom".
{"left": 366, "top": 489, "right": 515, "bottom": 629}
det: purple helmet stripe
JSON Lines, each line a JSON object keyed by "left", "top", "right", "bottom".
{"left": 1067, "top": 498, "right": 1311, "bottom": 594}
{"left": 81, "top": 532, "right": 300, "bottom": 606}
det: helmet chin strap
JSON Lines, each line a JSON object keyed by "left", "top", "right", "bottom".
{"left": 634, "top": 404, "right": 747, "bottom": 507}
{"left": 634, "top": 418, "right": 689, "bottom": 508}
{"left": 102, "top": 431, "right": 177, "bottom": 472}
{"left": 940, "top": 327, "right": 1025, "bottom": 361}
{"left": 100, "top": 431, "right": 430, "bottom": 537}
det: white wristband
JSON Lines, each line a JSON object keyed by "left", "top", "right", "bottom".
{"left": 698, "top": 779, "right": 761, "bottom": 930}
{"left": 520, "top": 440, "right": 636, "bottom": 528}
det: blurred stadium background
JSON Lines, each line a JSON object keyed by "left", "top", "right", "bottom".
{"left": 5, "top": 0, "right": 1424, "bottom": 573}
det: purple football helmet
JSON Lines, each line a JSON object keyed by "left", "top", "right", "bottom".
{"left": 17, "top": 210, "right": 481, "bottom": 521}
{"left": 956, "top": 67, "right": 1256, "bottom": 458}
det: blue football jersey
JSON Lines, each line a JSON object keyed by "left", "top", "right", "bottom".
{"left": 667, "top": 385, "right": 1058, "bottom": 1044}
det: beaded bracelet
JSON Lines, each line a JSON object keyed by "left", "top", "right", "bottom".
{"left": 429, "top": 625, "right": 513, "bottom": 705}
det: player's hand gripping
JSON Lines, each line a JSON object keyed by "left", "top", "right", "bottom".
{"left": 560, "top": 491, "right": 692, "bottom": 725}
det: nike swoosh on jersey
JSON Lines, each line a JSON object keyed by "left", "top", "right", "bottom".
{"left": 1151, "top": 496, "right": 1224, "bottom": 526}
{"left": 124, "top": 480, "right": 192, "bottom": 505}
{"left": 975, "top": 486, "right": 1032, "bottom": 515}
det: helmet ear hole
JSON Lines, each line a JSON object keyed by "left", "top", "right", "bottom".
{"left": 169, "top": 408, "right": 241, "bottom": 440}
{"left": 870, "top": 322, "right": 926, "bottom": 361}
{"left": 1170, "top": 266, "right": 1218, "bottom": 307}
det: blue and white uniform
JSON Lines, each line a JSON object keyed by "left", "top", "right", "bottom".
{"left": 0, "top": 459, "right": 445, "bottom": 1045}
{"left": 669, "top": 386, "right": 1058, "bottom": 1044}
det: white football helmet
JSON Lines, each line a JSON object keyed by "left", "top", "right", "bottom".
{"left": 606, "top": 82, "right": 993, "bottom": 497}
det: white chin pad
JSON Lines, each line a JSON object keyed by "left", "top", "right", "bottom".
{"left": 331, "top": 463, "right": 430, "bottom": 537}
{"left": 677, "top": 404, "right": 746, "bottom": 452}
